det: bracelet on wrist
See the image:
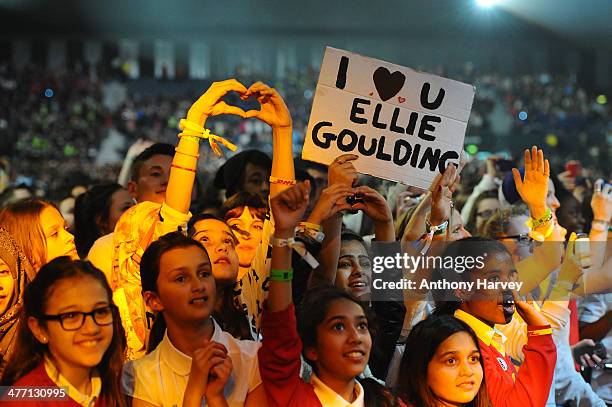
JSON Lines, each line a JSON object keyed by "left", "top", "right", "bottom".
{"left": 174, "top": 147, "right": 200, "bottom": 159}
{"left": 296, "top": 224, "right": 325, "bottom": 243}
{"left": 591, "top": 219, "right": 610, "bottom": 232}
{"left": 170, "top": 163, "right": 197, "bottom": 173}
{"left": 526, "top": 207, "right": 552, "bottom": 229}
{"left": 269, "top": 176, "right": 297, "bottom": 186}
{"left": 270, "top": 268, "right": 293, "bottom": 281}
{"left": 425, "top": 218, "right": 449, "bottom": 236}
{"left": 527, "top": 220, "right": 554, "bottom": 242}
{"left": 271, "top": 235, "right": 319, "bottom": 268}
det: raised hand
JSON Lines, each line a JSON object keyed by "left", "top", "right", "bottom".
{"left": 558, "top": 232, "right": 583, "bottom": 288}
{"left": 308, "top": 184, "right": 354, "bottom": 225}
{"left": 591, "top": 179, "right": 612, "bottom": 223}
{"left": 513, "top": 146, "right": 550, "bottom": 219}
{"left": 430, "top": 164, "right": 460, "bottom": 225}
{"left": 328, "top": 154, "right": 359, "bottom": 186}
{"left": 244, "top": 81, "right": 292, "bottom": 129}
{"left": 186, "top": 79, "right": 248, "bottom": 125}
{"left": 512, "top": 291, "right": 548, "bottom": 326}
{"left": 350, "top": 186, "right": 393, "bottom": 224}
{"left": 270, "top": 181, "right": 311, "bottom": 235}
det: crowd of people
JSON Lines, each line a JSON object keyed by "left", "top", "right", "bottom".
{"left": 0, "top": 66, "right": 609, "bottom": 407}
{"left": 0, "top": 61, "right": 609, "bottom": 202}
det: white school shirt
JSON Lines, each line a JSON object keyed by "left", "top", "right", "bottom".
{"left": 121, "top": 318, "right": 262, "bottom": 407}
{"left": 311, "top": 373, "right": 364, "bottom": 407}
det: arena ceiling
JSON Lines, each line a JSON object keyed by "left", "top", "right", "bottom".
{"left": 1, "top": 0, "right": 610, "bottom": 50}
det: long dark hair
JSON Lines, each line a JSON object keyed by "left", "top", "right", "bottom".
{"left": 220, "top": 191, "right": 268, "bottom": 222}
{"left": 74, "top": 183, "right": 124, "bottom": 258}
{"left": 0, "top": 257, "right": 127, "bottom": 407}
{"left": 297, "top": 285, "right": 372, "bottom": 369}
{"left": 396, "top": 314, "right": 489, "bottom": 407}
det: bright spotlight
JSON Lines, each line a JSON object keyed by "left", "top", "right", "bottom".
{"left": 476, "top": 0, "right": 500, "bottom": 8}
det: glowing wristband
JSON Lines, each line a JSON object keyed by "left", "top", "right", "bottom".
{"left": 270, "top": 268, "right": 293, "bottom": 281}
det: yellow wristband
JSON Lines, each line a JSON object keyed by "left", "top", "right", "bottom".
{"left": 527, "top": 327, "right": 552, "bottom": 337}
{"left": 299, "top": 221, "right": 322, "bottom": 232}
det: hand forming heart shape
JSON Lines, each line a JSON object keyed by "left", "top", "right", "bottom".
{"left": 186, "top": 79, "right": 292, "bottom": 130}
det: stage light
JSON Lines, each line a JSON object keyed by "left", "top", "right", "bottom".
{"left": 476, "top": 0, "right": 501, "bottom": 8}
{"left": 596, "top": 94, "right": 607, "bottom": 105}
{"left": 545, "top": 134, "right": 558, "bottom": 147}
{"left": 518, "top": 111, "right": 528, "bottom": 121}
{"left": 466, "top": 144, "right": 479, "bottom": 155}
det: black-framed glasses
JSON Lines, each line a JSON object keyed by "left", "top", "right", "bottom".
{"left": 39, "top": 306, "right": 115, "bottom": 331}
{"left": 495, "top": 234, "right": 534, "bottom": 246}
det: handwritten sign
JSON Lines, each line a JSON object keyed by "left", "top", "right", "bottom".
{"left": 302, "top": 47, "right": 475, "bottom": 189}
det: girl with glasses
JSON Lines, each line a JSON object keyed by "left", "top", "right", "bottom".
{"left": 0, "top": 257, "right": 127, "bottom": 406}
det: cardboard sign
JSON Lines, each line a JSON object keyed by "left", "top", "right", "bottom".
{"left": 302, "top": 47, "right": 475, "bottom": 189}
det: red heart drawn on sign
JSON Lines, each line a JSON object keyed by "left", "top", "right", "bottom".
{"left": 398, "top": 96, "right": 406, "bottom": 103}
{"left": 369, "top": 92, "right": 374, "bottom": 96}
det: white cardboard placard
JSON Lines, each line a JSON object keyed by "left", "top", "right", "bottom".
{"left": 302, "top": 47, "right": 475, "bottom": 189}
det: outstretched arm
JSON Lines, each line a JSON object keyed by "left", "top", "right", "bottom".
{"left": 267, "top": 181, "right": 311, "bottom": 312}
{"left": 244, "top": 82, "right": 295, "bottom": 197}
{"left": 167, "top": 79, "right": 247, "bottom": 213}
